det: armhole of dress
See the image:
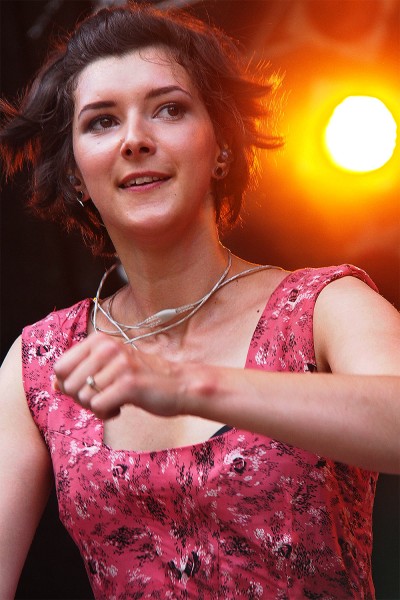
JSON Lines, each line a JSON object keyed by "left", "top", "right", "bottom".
{"left": 310, "top": 264, "right": 379, "bottom": 373}
{"left": 210, "top": 425, "right": 233, "bottom": 439}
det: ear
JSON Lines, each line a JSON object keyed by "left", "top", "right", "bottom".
{"left": 68, "top": 170, "right": 90, "bottom": 203}
{"left": 69, "top": 165, "right": 87, "bottom": 188}
{"left": 68, "top": 174, "right": 82, "bottom": 187}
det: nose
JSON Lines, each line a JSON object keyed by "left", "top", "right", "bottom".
{"left": 120, "top": 118, "right": 156, "bottom": 159}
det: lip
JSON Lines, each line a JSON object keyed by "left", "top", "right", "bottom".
{"left": 118, "top": 171, "right": 171, "bottom": 189}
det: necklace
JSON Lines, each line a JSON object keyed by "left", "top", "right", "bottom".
{"left": 91, "top": 249, "right": 280, "bottom": 349}
{"left": 106, "top": 251, "right": 232, "bottom": 331}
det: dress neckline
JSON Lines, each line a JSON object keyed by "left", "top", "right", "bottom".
{"left": 78, "top": 268, "right": 293, "bottom": 456}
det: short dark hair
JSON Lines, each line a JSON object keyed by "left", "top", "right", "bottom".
{"left": 0, "top": 2, "right": 282, "bottom": 256}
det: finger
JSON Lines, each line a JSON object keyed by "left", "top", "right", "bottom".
{"left": 54, "top": 333, "right": 96, "bottom": 378}
{"left": 89, "top": 370, "right": 181, "bottom": 420}
{"left": 76, "top": 349, "right": 134, "bottom": 407}
{"left": 55, "top": 334, "right": 124, "bottom": 398}
{"left": 88, "top": 374, "right": 140, "bottom": 420}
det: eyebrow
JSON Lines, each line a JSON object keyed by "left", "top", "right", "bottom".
{"left": 77, "top": 85, "right": 192, "bottom": 120}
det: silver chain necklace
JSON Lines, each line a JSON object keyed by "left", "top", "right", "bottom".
{"left": 91, "top": 250, "right": 279, "bottom": 349}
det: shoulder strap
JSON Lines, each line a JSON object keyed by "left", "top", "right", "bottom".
{"left": 246, "top": 264, "right": 378, "bottom": 373}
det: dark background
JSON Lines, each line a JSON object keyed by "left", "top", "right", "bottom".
{"left": 1, "top": 1, "right": 399, "bottom": 598}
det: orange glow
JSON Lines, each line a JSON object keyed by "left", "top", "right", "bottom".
{"left": 272, "top": 75, "right": 400, "bottom": 219}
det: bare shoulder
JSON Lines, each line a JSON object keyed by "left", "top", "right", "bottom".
{"left": 0, "top": 336, "right": 25, "bottom": 407}
{"left": 0, "top": 336, "right": 46, "bottom": 442}
{"left": 314, "top": 275, "right": 400, "bottom": 374}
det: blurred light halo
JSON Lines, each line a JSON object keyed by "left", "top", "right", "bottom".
{"left": 324, "top": 95, "right": 397, "bottom": 173}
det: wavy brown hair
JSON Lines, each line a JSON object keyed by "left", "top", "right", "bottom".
{"left": 0, "top": 2, "right": 282, "bottom": 256}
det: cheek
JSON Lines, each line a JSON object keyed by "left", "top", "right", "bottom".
{"left": 73, "top": 140, "right": 116, "bottom": 182}
{"left": 179, "top": 128, "right": 218, "bottom": 173}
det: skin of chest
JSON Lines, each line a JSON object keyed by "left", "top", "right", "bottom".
{"left": 102, "top": 268, "right": 287, "bottom": 452}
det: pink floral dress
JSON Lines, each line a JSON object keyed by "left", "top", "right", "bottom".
{"left": 22, "top": 265, "right": 378, "bottom": 599}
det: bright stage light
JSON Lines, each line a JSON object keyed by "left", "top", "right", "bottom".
{"left": 324, "top": 96, "right": 397, "bottom": 173}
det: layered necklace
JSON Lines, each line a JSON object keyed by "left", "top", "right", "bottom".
{"left": 91, "top": 249, "right": 278, "bottom": 349}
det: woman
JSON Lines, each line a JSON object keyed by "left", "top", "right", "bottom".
{"left": 0, "top": 3, "right": 399, "bottom": 599}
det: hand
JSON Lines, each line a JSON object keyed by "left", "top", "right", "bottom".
{"left": 53, "top": 332, "right": 187, "bottom": 420}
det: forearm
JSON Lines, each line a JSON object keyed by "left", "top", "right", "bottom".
{"left": 55, "top": 330, "right": 400, "bottom": 473}
{"left": 181, "top": 366, "right": 400, "bottom": 473}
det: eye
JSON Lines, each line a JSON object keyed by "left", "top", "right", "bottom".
{"left": 155, "top": 102, "right": 186, "bottom": 120}
{"left": 88, "top": 115, "right": 118, "bottom": 132}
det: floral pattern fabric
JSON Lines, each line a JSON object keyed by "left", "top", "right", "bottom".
{"left": 22, "top": 265, "right": 378, "bottom": 599}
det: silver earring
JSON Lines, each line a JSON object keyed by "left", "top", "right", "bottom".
{"left": 76, "top": 190, "right": 85, "bottom": 207}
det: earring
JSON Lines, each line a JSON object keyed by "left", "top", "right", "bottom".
{"left": 217, "top": 148, "right": 233, "bottom": 164}
{"left": 213, "top": 147, "right": 233, "bottom": 179}
{"left": 67, "top": 174, "right": 86, "bottom": 206}
{"left": 76, "top": 190, "right": 85, "bottom": 208}
{"left": 213, "top": 165, "right": 227, "bottom": 179}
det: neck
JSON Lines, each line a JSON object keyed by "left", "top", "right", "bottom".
{"left": 93, "top": 243, "right": 279, "bottom": 348}
{"left": 110, "top": 235, "right": 229, "bottom": 326}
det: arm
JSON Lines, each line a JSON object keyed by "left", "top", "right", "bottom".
{"left": 0, "top": 337, "right": 52, "bottom": 599}
{"left": 191, "top": 277, "right": 400, "bottom": 472}
{"left": 54, "top": 277, "right": 400, "bottom": 474}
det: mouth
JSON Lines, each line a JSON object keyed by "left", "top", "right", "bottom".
{"left": 119, "top": 175, "right": 170, "bottom": 189}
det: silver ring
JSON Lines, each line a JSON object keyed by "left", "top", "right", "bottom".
{"left": 86, "top": 375, "right": 102, "bottom": 394}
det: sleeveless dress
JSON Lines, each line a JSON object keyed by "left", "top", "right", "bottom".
{"left": 22, "top": 265, "right": 379, "bottom": 600}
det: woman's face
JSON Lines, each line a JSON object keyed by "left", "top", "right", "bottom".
{"left": 72, "top": 47, "right": 221, "bottom": 248}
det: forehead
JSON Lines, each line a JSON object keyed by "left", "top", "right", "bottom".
{"left": 73, "top": 46, "right": 196, "bottom": 103}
